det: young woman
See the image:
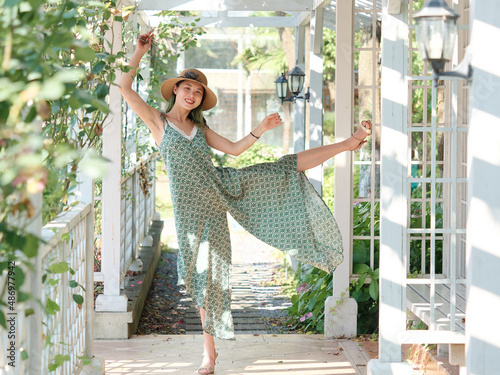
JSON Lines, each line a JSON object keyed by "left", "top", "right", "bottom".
{"left": 119, "top": 30, "right": 371, "bottom": 375}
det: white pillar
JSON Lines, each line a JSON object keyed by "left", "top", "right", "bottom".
{"left": 308, "top": 7, "right": 324, "bottom": 193}
{"left": 95, "top": 17, "right": 128, "bottom": 312}
{"left": 244, "top": 69, "right": 252, "bottom": 135}
{"left": 466, "top": 3, "right": 500, "bottom": 374}
{"left": 237, "top": 36, "right": 244, "bottom": 140}
{"left": 293, "top": 25, "right": 306, "bottom": 154}
{"left": 325, "top": 0, "right": 357, "bottom": 339}
{"left": 368, "top": 1, "right": 412, "bottom": 373}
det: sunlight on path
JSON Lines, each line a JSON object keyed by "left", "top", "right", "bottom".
{"left": 95, "top": 335, "right": 370, "bottom": 374}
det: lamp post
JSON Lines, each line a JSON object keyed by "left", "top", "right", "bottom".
{"left": 275, "top": 65, "right": 310, "bottom": 104}
{"left": 414, "top": 0, "right": 472, "bottom": 87}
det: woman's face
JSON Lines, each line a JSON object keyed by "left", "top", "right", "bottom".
{"left": 173, "top": 80, "right": 204, "bottom": 111}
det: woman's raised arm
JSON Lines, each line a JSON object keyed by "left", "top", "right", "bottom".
{"left": 118, "top": 30, "right": 163, "bottom": 145}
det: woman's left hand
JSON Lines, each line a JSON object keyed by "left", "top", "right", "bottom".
{"left": 260, "top": 113, "right": 283, "bottom": 131}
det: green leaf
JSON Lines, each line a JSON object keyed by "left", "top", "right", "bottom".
{"left": 372, "top": 268, "right": 379, "bottom": 280}
{"left": 73, "top": 294, "right": 84, "bottom": 305}
{"left": 46, "top": 298, "right": 60, "bottom": 315}
{"left": 24, "top": 308, "right": 35, "bottom": 317}
{"left": 369, "top": 279, "right": 379, "bottom": 300}
{"left": 315, "top": 318, "right": 324, "bottom": 332}
{"left": 74, "top": 47, "right": 96, "bottom": 62}
{"left": 356, "top": 273, "right": 367, "bottom": 291}
{"left": 4, "top": 0, "right": 23, "bottom": 7}
{"left": 69, "top": 280, "right": 78, "bottom": 288}
{"left": 91, "top": 61, "right": 106, "bottom": 75}
{"left": 39, "top": 78, "right": 65, "bottom": 100}
{"left": 17, "top": 291, "right": 31, "bottom": 303}
{"left": 352, "top": 263, "right": 371, "bottom": 275}
{"left": 308, "top": 295, "right": 318, "bottom": 311}
{"left": 95, "top": 83, "right": 109, "bottom": 99}
{"left": 54, "top": 68, "right": 85, "bottom": 83}
{"left": 49, "top": 261, "right": 70, "bottom": 274}
{"left": 0, "top": 311, "right": 6, "bottom": 329}
{"left": 23, "top": 233, "right": 39, "bottom": 258}
{"left": 353, "top": 242, "right": 370, "bottom": 264}
{"left": 13, "top": 265, "right": 25, "bottom": 290}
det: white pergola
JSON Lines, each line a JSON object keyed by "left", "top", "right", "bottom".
{"left": 97, "top": 2, "right": 500, "bottom": 374}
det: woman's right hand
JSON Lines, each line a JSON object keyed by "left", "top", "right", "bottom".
{"left": 136, "top": 30, "right": 154, "bottom": 55}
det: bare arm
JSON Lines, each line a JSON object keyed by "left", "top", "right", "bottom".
{"left": 204, "top": 113, "right": 282, "bottom": 156}
{"left": 118, "top": 31, "right": 164, "bottom": 146}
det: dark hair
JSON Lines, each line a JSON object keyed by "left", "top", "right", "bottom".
{"left": 165, "top": 80, "right": 206, "bottom": 127}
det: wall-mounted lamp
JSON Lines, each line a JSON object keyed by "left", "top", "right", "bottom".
{"left": 275, "top": 65, "right": 310, "bottom": 104}
{"left": 414, "top": 0, "right": 473, "bottom": 87}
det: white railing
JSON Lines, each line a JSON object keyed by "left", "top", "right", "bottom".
{"left": 0, "top": 203, "right": 94, "bottom": 374}
{"left": 119, "top": 154, "right": 156, "bottom": 286}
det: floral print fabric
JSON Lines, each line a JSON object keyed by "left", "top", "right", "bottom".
{"left": 158, "top": 117, "right": 343, "bottom": 339}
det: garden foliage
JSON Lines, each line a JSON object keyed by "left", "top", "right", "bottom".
{"left": 0, "top": 0, "right": 202, "bottom": 369}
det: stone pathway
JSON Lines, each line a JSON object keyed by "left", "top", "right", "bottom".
{"left": 180, "top": 263, "right": 291, "bottom": 334}
{"left": 149, "top": 214, "right": 292, "bottom": 335}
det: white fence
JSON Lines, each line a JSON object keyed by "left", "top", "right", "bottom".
{"left": 119, "top": 155, "right": 156, "bottom": 285}
{"left": 94, "top": 153, "right": 156, "bottom": 289}
{"left": 0, "top": 203, "right": 94, "bottom": 374}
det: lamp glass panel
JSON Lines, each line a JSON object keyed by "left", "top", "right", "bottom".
{"left": 424, "top": 19, "right": 446, "bottom": 59}
{"left": 443, "top": 19, "right": 457, "bottom": 60}
{"left": 276, "top": 81, "right": 287, "bottom": 99}
{"left": 290, "top": 75, "right": 304, "bottom": 95}
{"left": 415, "top": 22, "right": 429, "bottom": 60}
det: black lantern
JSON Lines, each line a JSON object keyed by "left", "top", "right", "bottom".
{"left": 275, "top": 73, "right": 289, "bottom": 102}
{"left": 414, "top": 0, "right": 471, "bottom": 86}
{"left": 287, "top": 65, "right": 306, "bottom": 96}
{"left": 274, "top": 65, "right": 310, "bottom": 104}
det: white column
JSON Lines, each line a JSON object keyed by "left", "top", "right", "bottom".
{"left": 325, "top": 0, "right": 357, "bottom": 339}
{"left": 237, "top": 36, "right": 244, "bottom": 140}
{"left": 25, "top": 124, "right": 43, "bottom": 373}
{"left": 95, "top": 17, "right": 128, "bottom": 312}
{"left": 244, "top": 69, "right": 252, "bottom": 134}
{"left": 308, "top": 7, "right": 324, "bottom": 193}
{"left": 368, "top": 0, "right": 412, "bottom": 373}
{"left": 293, "top": 25, "right": 306, "bottom": 153}
{"left": 466, "top": 3, "right": 500, "bottom": 374}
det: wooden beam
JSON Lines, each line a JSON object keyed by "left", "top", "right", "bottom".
{"left": 313, "top": 0, "right": 333, "bottom": 10}
{"left": 311, "top": 7, "right": 324, "bottom": 55}
{"left": 296, "top": 11, "right": 311, "bottom": 26}
{"left": 137, "top": 0, "right": 312, "bottom": 12}
{"left": 176, "top": 16, "right": 297, "bottom": 28}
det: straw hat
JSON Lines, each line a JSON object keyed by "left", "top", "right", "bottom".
{"left": 160, "top": 69, "right": 217, "bottom": 111}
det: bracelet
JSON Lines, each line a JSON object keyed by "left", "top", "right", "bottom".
{"left": 250, "top": 131, "right": 260, "bottom": 139}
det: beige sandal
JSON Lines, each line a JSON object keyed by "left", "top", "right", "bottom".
{"left": 351, "top": 120, "right": 372, "bottom": 150}
{"left": 198, "top": 351, "right": 218, "bottom": 375}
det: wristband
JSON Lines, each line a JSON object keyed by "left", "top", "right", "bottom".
{"left": 250, "top": 131, "right": 260, "bottom": 139}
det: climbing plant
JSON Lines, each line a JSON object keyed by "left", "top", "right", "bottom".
{"left": 0, "top": 0, "right": 203, "bottom": 370}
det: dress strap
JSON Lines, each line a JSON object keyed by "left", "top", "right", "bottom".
{"left": 202, "top": 118, "right": 210, "bottom": 130}
{"left": 160, "top": 112, "right": 168, "bottom": 131}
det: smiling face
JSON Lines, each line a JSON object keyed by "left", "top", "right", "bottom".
{"left": 173, "top": 80, "right": 205, "bottom": 111}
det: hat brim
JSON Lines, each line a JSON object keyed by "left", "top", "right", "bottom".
{"left": 160, "top": 77, "right": 217, "bottom": 111}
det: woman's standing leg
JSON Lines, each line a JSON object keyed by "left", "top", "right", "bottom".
{"left": 198, "top": 307, "right": 217, "bottom": 374}
{"left": 296, "top": 121, "right": 372, "bottom": 172}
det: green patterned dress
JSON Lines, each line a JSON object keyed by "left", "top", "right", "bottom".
{"left": 157, "top": 115, "right": 343, "bottom": 340}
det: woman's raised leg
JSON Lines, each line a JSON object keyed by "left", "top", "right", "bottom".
{"left": 198, "top": 307, "right": 217, "bottom": 374}
{"left": 296, "top": 121, "right": 372, "bottom": 172}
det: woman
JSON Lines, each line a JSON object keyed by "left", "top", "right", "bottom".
{"left": 119, "top": 30, "right": 371, "bottom": 375}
